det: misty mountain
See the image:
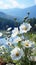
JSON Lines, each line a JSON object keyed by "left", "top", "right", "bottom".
{"left": 0, "top": 12, "right": 14, "bottom": 20}
{"left": 0, "top": 5, "right": 36, "bottom": 21}
{"left": 0, "top": 5, "right": 36, "bottom": 31}
{"left": 0, "top": 5, "right": 36, "bottom": 19}
{"left": 0, "top": 12, "right": 20, "bottom": 30}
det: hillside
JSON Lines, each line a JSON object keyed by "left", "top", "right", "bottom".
{"left": 0, "top": 5, "right": 36, "bottom": 19}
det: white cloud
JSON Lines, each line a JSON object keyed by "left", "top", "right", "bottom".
{"left": 0, "top": 0, "right": 35, "bottom": 9}
{"left": 6, "top": 0, "right": 25, "bottom": 8}
{"left": 0, "top": 0, "right": 11, "bottom": 9}
{"left": 0, "top": 0, "right": 25, "bottom": 9}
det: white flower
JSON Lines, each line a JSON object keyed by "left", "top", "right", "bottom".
{"left": 21, "top": 40, "right": 35, "bottom": 48}
{"left": 10, "top": 47, "right": 24, "bottom": 60}
{"left": 5, "top": 31, "right": 10, "bottom": 35}
{"left": 7, "top": 27, "right": 12, "bottom": 31}
{"left": 6, "top": 63, "right": 13, "bottom": 65}
{"left": 19, "top": 23, "right": 32, "bottom": 34}
{"left": 0, "top": 45, "right": 6, "bottom": 55}
{"left": 30, "top": 56, "right": 36, "bottom": 61}
{"left": 0, "top": 32, "right": 3, "bottom": 37}
{"left": 0, "top": 51, "right": 5, "bottom": 55}
{"left": 6, "top": 41, "right": 12, "bottom": 46}
{"left": 31, "top": 47, "right": 36, "bottom": 55}
{"left": 2, "top": 52, "right": 5, "bottom": 54}
{"left": 0, "top": 45, "right": 6, "bottom": 50}
{"left": 12, "top": 36, "right": 22, "bottom": 44}
{"left": 11, "top": 28, "right": 19, "bottom": 37}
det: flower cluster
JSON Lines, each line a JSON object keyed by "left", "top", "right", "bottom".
{"left": 0, "top": 22, "right": 35, "bottom": 65}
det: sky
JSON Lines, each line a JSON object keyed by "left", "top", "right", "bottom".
{"left": 0, "top": 0, "right": 36, "bottom": 9}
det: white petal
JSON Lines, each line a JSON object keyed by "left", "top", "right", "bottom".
{"left": 11, "top": 47, "right": 24, "bottom": 60}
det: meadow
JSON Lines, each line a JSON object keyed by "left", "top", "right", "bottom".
{"left": 0, "top": 13, "right": 36, "bottom": 65}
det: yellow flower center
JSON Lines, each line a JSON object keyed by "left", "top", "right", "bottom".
{"left": 25, "top": 42, "right": 29, "bottom": 46}
{"left": 22, "top": 26, "right": 27, "bottom": 30}
{"left": 16, "top": 38, "right": 21, "bottom": 42}
{"left": 16, "top": 52, "right": 19, "bottom": 56}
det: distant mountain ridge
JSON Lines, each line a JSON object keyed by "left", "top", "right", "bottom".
{"left": 0, "top": 5, "right": 36, "bottom": 18}
{"left": 0, "top": 6, "right": 36, "bottom": 31}
{"left": 0, "top": 12, "right": 14, "bottom": 20}
{"left": 0, "top": 5, "right": 36, "bottom": 20}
